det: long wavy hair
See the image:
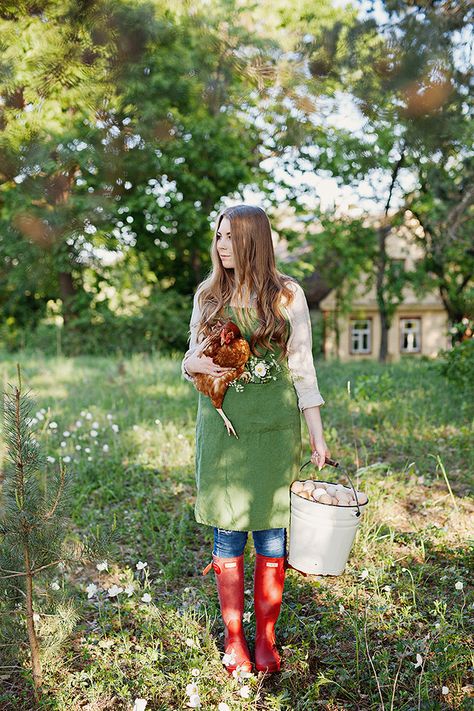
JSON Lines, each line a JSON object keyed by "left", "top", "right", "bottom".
{"left": 194, "top": 204, "right": 297, "bottom": 360}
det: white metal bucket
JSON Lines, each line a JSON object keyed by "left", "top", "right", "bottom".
{"left": 288, "top": 460, "right": 369, "bottom": 576}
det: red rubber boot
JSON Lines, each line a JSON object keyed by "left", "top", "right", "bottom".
{"left": 253, "top": 553, "right": 286, "bottom": 672}
{"left": 203, "top": 553, "right": 253, "bottom": 674}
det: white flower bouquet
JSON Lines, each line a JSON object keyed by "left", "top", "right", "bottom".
{"left": 228, "top": 353, "right": 283, "bottom": 392}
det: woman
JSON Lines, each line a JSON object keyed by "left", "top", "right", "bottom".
{"left": 181, "top": 204, "right": 329, "bottom": 675}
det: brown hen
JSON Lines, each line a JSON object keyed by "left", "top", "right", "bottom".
{"left": 192, "top": 319, "right": 251, "bottom": 438}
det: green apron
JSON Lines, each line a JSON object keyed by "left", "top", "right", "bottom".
{"left": 194, "top": 304, "right": 302, "bottom": 531}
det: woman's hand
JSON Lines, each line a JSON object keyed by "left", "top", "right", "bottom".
{"left": 302, "top": 405, "right": 330, "bottom": 471}
{"left": 310, "top": 433, "right": 331, "bottom": 471}
{"left": 185, "top": 338, "right": 235, "bottom": 378}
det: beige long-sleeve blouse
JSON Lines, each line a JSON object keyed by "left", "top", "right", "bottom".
{"left": 180, "top": 281, "right": 325, "bottom": 411}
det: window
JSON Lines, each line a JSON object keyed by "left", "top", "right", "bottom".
{"left": 350, "top": 319, "right": 371, "bottom": 354}
{"left": 400, "top": 318, "right": 421, "bottom": 353}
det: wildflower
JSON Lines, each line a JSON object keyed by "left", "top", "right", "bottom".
{"left": 141, "top": 593, "right": 152, "bottom": 603}
{"left": 88, "top": 456, "right": 93, "bottom": 461}
{"left": 191, "top": 668, "right": 200, "bottom": 677}
{"left": 85, "top": 412, "right": 92, "bottom": 420}
{"left": 359, "top": 569, "right": 369, "bottom": 580}
{"left": 232, "top": 667, "right": 252, "bottom": 682}
{"left": 63, "top": 431, "right": 70, "bottom": 437}
{"left": 85, "top": 447, "right": 91, "bottom": 453}
{"left": 103, "top": 444, "right": 109, "bottom": 452}
{"left": 51, "top": 581, "right": 60, "bottom": 591}
{"left": 111, "top": 424, "right": 119, "bottom": 433}
{"left": 222, "top": 650, "right": 237, "bottom": 666}
{"left": 47, "top": 456, "right": 55, "bottom": 463}
{"left": 33, "top": 612, "right": 40, "bottom": 623}
{"left": 90, "top": 429, "right": 98, "bottom": 437}
{"left": 75, "top": 420, "right": 82, "bottom": 427}
{"left": 186, "top": 638, "right": 197, "bottom": 648}
{"left": 63, "top": 456, "right": 71, "bottom": 463}
{"left": 107, "top": 413, "right": 113, "bottom": 420}
{"left": 382, "top": 585, "right": 391, "bottom": 593}
{"left": 455, "top": 581, "right": 463, "bottom": 591}
{"left": 92, "top": 421, "right": 99, "bottom": 429}
{"left": 86, "top": 583, "right": 98, "bottom": 598}
{"left": 49, "top": 422, "right": 58, "bottom": 429}
{"left": 218, "top": 704, "right": 230, "bottom": 711}
{"left": 339, "top": 603, "right": 345, "bottom": 613}
{"left": 124, "top": 584, "right": 135, "bottom": 597}
{"left": 75, "top": 445, "right": 81, "bottom": 451}
{"left": 133, "top": 424, "right": 139, "bottom": 431}
{"left": 442, "top": 686, "right": 449, "bottom": 695}
{"left": 136, "top": 561, "right": 148, "bottom": 571}
{"left": 186, "top": 683, "right": 198, "bottom": 696}
{"left": 155, "top": 419, "right": 161, "bottom": 425}
{"left": 239, "top": 685, "right": 251, "bottom": 698}
{"left": 254, "top": 362, "right": 268, "bottom": 377}
{"left": 243, "top": 611, "right": 252, "bottom": 622}
{"left": 244, "top": 588, "right": 251, "bottom": 595}
{"left": 132, "top": 700, "right": 148, "bottom": 711}
{"left": 187, "top": 693, "right": 201, "bottom": 708}
{"left": 107, "top": 585, "right": 123, "bottom": 597}
{"left": 96, "top": 561, "right": 108, "bottom": 572}
{"left": 61, "top": 441, "right": 67, "bottom": 448}
{"left": 414, "top": 653, "right": 423, "bottom": 669}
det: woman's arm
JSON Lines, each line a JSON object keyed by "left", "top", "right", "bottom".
{"left": 285, "top": 281, "right": 330, "bottom": 469}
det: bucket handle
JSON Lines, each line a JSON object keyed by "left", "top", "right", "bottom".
{"left": 299, "top": 456, "right": 362, "bottom": 518}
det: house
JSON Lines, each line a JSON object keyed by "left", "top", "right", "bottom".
{"left": 318, "top": 228, "right": 451, "bottom": 362}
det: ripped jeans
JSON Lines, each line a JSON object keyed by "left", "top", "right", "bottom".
{"left": 213, "top": 527, "right": 287, "bottom": 558}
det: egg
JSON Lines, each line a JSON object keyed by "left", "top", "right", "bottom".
{"left": 326, "top": 485, "right": 337, "bottom": 496}
{"left": 356, "top": 492, "right": 368, "bottom": 505}
{"left": 312, "top": 487, "right": 327, "bottom": 499}
{"left": 298, "top": 490, "right": 312, "bottom": 500}
{"left": 331, "top": 496, "right": 339, "bottom": 505}
{"left": 302, "top": 480, "right": 315, "bottom": 491}
{"left": 348, "top": 498, "right": 357, "bottom": 506}
{"left": 336, "top": 493, "right": 350, "bottom": 505}
{"left": 318, "top": 493, "right": 332, "bottom": 505}
{"left": 291, "top": 481, "right": 304, "bottom": 494}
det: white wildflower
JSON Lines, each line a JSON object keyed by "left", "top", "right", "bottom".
{"left": 92, "top": 421, "right": 99, "bottom": 429}
{"left": 186, "top": 682, "right": 198, "bottom": 696}
{"left": 339, "top": 603, "right": 345, "bottom": 613}
{"left": 61, "top": 441, "right": 67, "bottom": 448}
{"left": 359, "top": 569, "right": 369, "bottom": 580}
{"left": 222, "top": 649, "right": 237, "bottom": 666}
{"left": 455, "top": 581, "right": 463, "bottom": 591}
{"left": 96, "top": 561, "right": 108, "bottom": 572}
{"left": 141, "top": 593, "right": 152, "bottom": 603}
{"left": 239, "top": 685, "right": 251, "bottom": 699}
{"left": 136, "top": 561, "right": 148, "bottom": 571}
{"left": 85, "top": 447, "right": 91, "bottom": 453}
{"left": 442, "top": 686, "right": 449, "bottom": 695}
{"left": 49, "top": 422, "right": 58, "bottom": 429}
{"left": 132, "top": 700, "right": 147, "bottom": 711}
{"left": 243, "top": 611, "right": 252, "bottom": 622}
{"left": 103, "top": 444, "right": 109, "bottom": 452}
{"left": 254, "top": 361, "right": 267, "bottom": 377}
{"left": 63, "top": 456, "right": 71, "bottom": 463}
{"left": 47, "top": 456, "right": 55, "bottom": 463}
{"left": 51, "top": 581, "right": 60, "bottom": 591}
{"left": 111, "top": 424, "right": 119, "bottom": 433}
{"left": 107, "top": 585, "right": 123, "bottom": 597}
{"left": 191, "top": 668, "right": 200, "bottom": 677}
{"left": 107, "top": 413, "right": 113, "bottom": 420}
{"left": 90, "top": 429, "right": 98, "bottom": 437}
{"left": 414, "top": 653, "right": 423, "bottom": 669}
{"left": 75, "top": 420, "right": 82, "bottom": 427}
{"left": 85, "top": 412, "right": 92, "bottom": 420}
{"left": 63, "top": 431, "right": 70, "bottom": 437}
{"left": 218, "top": 704, "right": 230, "bottom": 711}
{"left": 382, "top": 585, "right": 391, "bottom": 592}
{"left": 75, "top": 445, "right": 81, "bottom": 451}
{"left": 187, "top": 693, "right": 200, "bottom": 708}
{"left": 124, "top": 584, "right": 135, "bottom": 597}
{"left": 86, "top": 583, "right": 98, "bottom": 598}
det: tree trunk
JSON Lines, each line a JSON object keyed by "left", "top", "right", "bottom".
{"left": 376, "top": 225, "right": 390, "bottom": 362}
{"left": 23, "top": 545, "right": 42, "bottom": 699}
{"left": 58, "top": 271, "right": 78, "bottom": 326}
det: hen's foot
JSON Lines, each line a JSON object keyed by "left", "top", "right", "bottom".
{"left": 238, "top": 371, "right": 251, "bottom": 383}
{"left": 216, "top": 408, "right": 239, "bottom": 438}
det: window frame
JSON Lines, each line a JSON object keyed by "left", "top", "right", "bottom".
{"left": 399, "top": 316, "right": 422, "bottom": 354}
{"left": 349, "top": 317, "right": 372, "bottom": 355}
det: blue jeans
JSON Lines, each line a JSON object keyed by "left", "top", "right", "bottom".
{"left": 213, "top": 527, "right": 287, "bottom": 558}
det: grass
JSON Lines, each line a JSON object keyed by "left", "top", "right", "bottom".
{"left": 0, "top": 351, "right": 472, "bottom": 710}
